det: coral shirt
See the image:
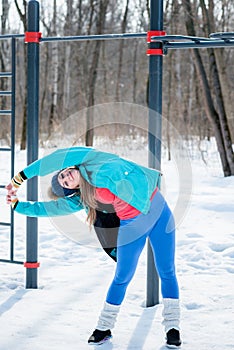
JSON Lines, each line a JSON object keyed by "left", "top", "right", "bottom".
{"left": 95, "top": 187, "right": 158, "bottom": 220}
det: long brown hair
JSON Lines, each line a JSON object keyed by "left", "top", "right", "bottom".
{"left": 49, "top": 168, "right": 97, "bottom": 225}
{"left": 79, "top": 173, "right": 97, "bottom": 225}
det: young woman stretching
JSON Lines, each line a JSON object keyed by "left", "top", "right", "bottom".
{"left": 6, "top": 146, "right": 181, "bottom": 348}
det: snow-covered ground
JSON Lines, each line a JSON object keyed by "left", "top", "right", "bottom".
{"left": 0, "top": 139, "right": 233, "bottom": 350}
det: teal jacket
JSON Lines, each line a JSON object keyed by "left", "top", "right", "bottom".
{"left": 14, "top": 147, "right": 161, "bottom": 218}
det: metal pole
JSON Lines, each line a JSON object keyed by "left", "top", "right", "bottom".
{"left": 26, "top": 0, "right": 40, "bottom": 288}
{"left": 10, "top": 38, "right": 16, "bottom": 262}
{"left": 147, "top": 0, "right": 164, "bottom": 307}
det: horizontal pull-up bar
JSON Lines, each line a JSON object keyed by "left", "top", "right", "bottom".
{"left": 0, "top": 32, "right": 233, "bottom": 51}
{"left": 0, "top": 32, "right": 147, "bottom": 43}
{"left": 40, "top": 32, "right": 147, "bottom": 43}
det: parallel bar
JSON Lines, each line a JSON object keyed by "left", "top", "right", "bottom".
{"left": 0, "top": 259, "right": 24, "bottom": 265}
{"left": 41, "top": 32, "right": 147, "bottom": 43}
{"left": 164, "top": 40, "right": 234, "bottom": 50}
{"left": 210, "top": 32, "right": 234, "bottom": 39}
{"left": 152, "top": 34, "right": 214, "bottom": 42}
{"left": 151, "top": 35, "right": 234, "bottom": 50}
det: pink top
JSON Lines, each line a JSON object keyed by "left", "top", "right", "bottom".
{"left": 95, "top": 187, "right": 158, "bottom": 220}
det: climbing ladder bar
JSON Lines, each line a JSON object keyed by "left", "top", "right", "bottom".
{"left": 0, "top": 36, "right": 23, "bottom": 265}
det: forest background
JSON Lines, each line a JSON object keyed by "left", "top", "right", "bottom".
{"left": 0, "top": 0, "right": 233, "bottom": 176}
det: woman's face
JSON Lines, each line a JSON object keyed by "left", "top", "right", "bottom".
{"left": 58, "top": 168, "right": 80, "bottom": 189}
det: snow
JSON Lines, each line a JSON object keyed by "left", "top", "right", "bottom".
{"left": 0, "top": 139, "right": 233, "bottom": 350}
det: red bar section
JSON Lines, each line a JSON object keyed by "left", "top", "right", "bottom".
{"left": 147, "top": 30, "right": 166, "bottom": 43}
{"left": 25, "top": 32, "right": 42, "bottom": 43}
{"left": 24, "top": 262, "right": 40, "bottom": 268}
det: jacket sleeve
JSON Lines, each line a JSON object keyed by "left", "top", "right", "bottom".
{"left": 22, "top": 147, "right": 94, "bottom": 179}
{"left": 14, "top": 195, "right": 84, "bottom": 217}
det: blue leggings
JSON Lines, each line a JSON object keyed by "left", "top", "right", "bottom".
{"left": 106, "top": 191, "right": 179, "bottom": 305}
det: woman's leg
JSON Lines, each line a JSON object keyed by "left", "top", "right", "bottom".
{"left": 90, "top": 230, "right": 147, "bottom": 341}
{"left": 148, "top": 201, "right": 179, "bottom": 299}
{"left": 148, "top": 198, "right": 181, "bottom": 345}
{"left": 106, "top": 230, "right": 147, "bottom": 305}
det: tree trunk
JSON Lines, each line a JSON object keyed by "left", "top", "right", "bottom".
{"left": 62, "top": 0, "right": 74, "bottom": 124}
{"left": 132, "top": 41, "right": 138, "bottom": 103}
{"left": 181, "top": 0, "right": 233, "bottom": 176}
{"left": 85, "top": 0, "right": 109, "bottom": 146}
{"left": 48, "top": 0, "right": 59, "bottom": 137}
{"left": 200, "top": 0, "right": 234, "bottom": 174}
{"left": 115, "top": 0, "right": 129, "bottom": 101}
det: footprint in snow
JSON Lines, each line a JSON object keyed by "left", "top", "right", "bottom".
{"left": 209, "top": 242, "right": 233, "bottom": 253}
{"left": 184, "top": 302, "right": 204, "bottom": 310}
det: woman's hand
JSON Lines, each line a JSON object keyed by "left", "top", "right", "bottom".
{"left": 6, "top": 193, "right": 16, "bottom": 204}
{"left": 6, "top": 191, "right": 18, "bottom": 208}
{"left": 5, "top": 182, "right": 14, "bottom": 192}
{"left": 5, "top": 171, "right": 25, "bottom": 207}
{"left": 5, "top": 183, "right": 17, "bottom": 195}
{"left": 5, "top": 183, "right": 18, "bottom": 207}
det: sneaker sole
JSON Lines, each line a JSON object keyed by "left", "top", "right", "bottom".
{"left": 166, "top": 344, "right": 181, "bottom": 349}
{"left": 88, "top": 335, "right": 112, "bottom": 345}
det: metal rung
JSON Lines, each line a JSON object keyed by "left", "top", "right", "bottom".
{"left": 0, "top": 72, "right": 12, "bottom": 77}
{"left": 0, "top": 259, "right": 24, "bottom": 265}
{"left": 0, "top": 222, "right": 11, "bottom": 227}
{"left": 0, "top": 147, "right": 11, "bottom": 152}
{"left": 0, "top": 147, "right": 11, "bottom": 151}
{"left": 0, "top": 110, "right": 12, "bottom": 115}
{"left": 0, "top": 91, "right": 12, "bottom": 96}
{"left": 0, "top": 185, "right": 7, "bottom": 188}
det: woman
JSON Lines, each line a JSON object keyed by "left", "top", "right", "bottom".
{"left": 6, "top": 146, "right": 181, "bottom": 348}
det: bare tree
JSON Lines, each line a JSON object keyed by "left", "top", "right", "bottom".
{"left": 62, "top": 0, "right": 73, "bottom": 122}
{"left": 47, "top": 0, "right": 59, "bottom": 136}
{"left": 115, "top": 0, "right": 129, "bottom": 101}
{"left": 181, "top": 0, "right": 234, "bottom": 176}
{"left": 85, "top": 0, "right": 110, "bottom": 146}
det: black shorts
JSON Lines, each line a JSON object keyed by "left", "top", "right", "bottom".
{"left": 94, "top": 208, "right": 120, "bottom": 262}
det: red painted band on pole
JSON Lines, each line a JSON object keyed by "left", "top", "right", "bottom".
{"left": 25, "top": 32, "right": 42, "bottom": 43}
{"left": 24, "top": 262, "right": 40, "bottom": 268}
{"left": 146, "top": 48, "right": 163, "bottom": 56}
